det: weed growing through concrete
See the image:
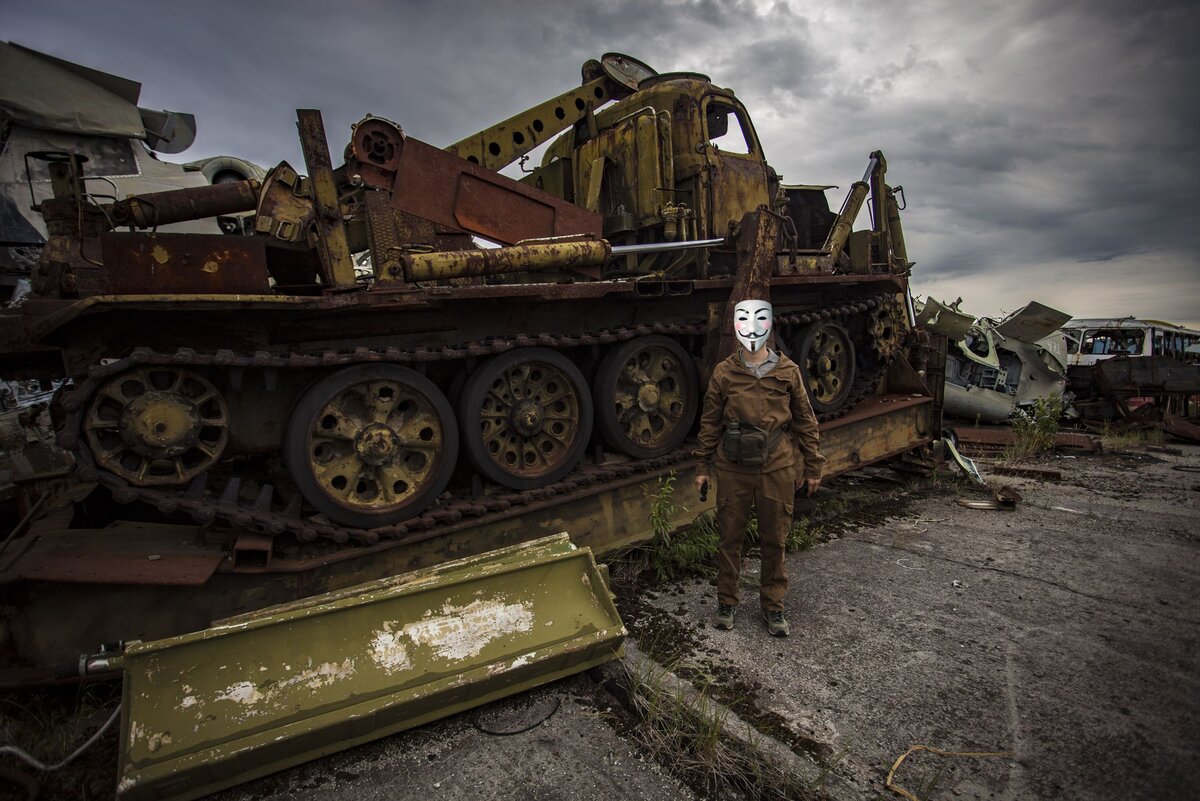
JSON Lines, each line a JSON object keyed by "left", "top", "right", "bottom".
{"left": 642, "top": 472, "right": 717, "bottom": 581}
{"left": 786, "top": 517, "right": 822, "bottom": 552}
{"left": 621, "top": 659, "right": 819, "bottom": 801}
{"left": 1099, "top": 423, "right": 1165, "bottom": 451}
{"left": 1007, "top": 393, "right": 1063, "bottom": 458}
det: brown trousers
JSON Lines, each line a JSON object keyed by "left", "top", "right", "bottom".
{"left": 714, "top": 465, "right": 794, "bottom": 612}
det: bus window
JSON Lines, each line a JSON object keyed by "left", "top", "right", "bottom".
{"left": 1081, "top": 328, "right": 1144, "bottom": 355}
{"left": 1064, "top": 330, "right": 1081, "bottom": 354}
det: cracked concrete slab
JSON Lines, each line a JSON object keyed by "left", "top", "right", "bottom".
{"left": 641, "top": 444, "right": 1200, "bottom": 800}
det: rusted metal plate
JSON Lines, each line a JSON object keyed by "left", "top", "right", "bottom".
{"left": 114, "top": 534, "right": 624, "bottom": 801}
{"left": 2, "top": 464, "right": 698, "bottom": 671}
{"left": 949, "top": 427, "right": 1100, "bottom": 453}
{"left": 1093, "top": 355, "right": 1200, "bottom": 394}
{"left": 819, "top": 395, "right": 937, "bottom": 478}
{"left": 297, "top": 109, "right": 357, "bottom": 288}
{"left": 949, "top": 427, "right": 1015, "bottom": 446}
{"left": 1162, "top": 414, "right": 1200, "bottom": 444}
{"left": 100, "top": 233, "right": 270, "bottom": 295}
{"left": 352, "top": 122, "right": 602, "bottom": 246}
{"left": 0, "top": 522, "right": 222, "bottom": 585}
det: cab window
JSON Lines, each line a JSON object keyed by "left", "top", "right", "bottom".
{"left": 705, "top": 101, "right": 753, "bottom": 155}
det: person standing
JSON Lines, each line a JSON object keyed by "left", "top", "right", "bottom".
{"left": 694, "top": 299, "right": 824, "bottom": 636}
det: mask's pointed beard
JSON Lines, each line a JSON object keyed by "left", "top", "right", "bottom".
{"left": 750, "top": 341, "right": 759, "bottom": 352}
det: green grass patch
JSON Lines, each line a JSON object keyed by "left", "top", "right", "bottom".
{"left": 1005, "top": 393, "right": 1063, "bottom": 458}
{"left": 1099, "top": 423, "right": 1165, "bottom": 451}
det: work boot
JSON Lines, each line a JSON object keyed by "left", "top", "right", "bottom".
{"left": 714, "top": 603, "right": 736, "bottom": 630}
{"left": 763, "top": 609, "right": 789, "bottom": 637}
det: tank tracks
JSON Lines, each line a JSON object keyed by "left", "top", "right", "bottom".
{"left": 55, "top": 296, "right": 894, "bottom": 546}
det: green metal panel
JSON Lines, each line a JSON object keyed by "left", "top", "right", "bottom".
{"left": 114, "top": 534, "right": 624, "bottom": 801}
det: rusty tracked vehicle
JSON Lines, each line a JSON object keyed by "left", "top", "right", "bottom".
{"left": 0, "top": 54, "right": 942, "bottom": 675}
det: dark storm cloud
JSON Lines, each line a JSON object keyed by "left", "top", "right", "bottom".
{"left": 5, "top": 0, "right": 1198, "bottom": 324}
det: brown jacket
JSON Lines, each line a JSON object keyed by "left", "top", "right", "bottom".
{"left": 695, "top": 351, "right": 825, "bottom": 479}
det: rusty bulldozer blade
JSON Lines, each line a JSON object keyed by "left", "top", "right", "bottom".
{"left": 113, "top": 533, "right": 625, "bottom": 801}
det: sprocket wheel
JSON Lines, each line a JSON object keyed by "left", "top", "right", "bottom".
{"left": 793, "top": 322, "right": 857, "bottom": 415}
{"left": 868, "top": 296, "right": 906, "bottom": 360}
{"left": 83, "top": 367, "right": 229, "bottom": 485}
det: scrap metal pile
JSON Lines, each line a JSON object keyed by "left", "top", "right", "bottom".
{"left": 0, "top": 49, "right": 945, "bottom": 800}
{"left": 2, "top": 52, "right": 936, "bottom": 547}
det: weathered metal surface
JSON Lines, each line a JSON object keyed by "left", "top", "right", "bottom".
{"left": 947, "top": 427, "right": 1100, "bottom": 457}
{"left": 83, "top": 366, "right": 229, "bottom": 484}
{"left": 107, "top": 181, "right": 260, "bottom": 229}
{"left": 347, "top": 117, "right": 603, "bottom": 246}
{"left": 993, "top": 301, "right": 1072, "bottom": 343}
{"left": 395, "top": 239, "right": 610, "bottom": 282}
{"left": 0, "top": 462, "right": 699, "bottom": 674}
{"left": 0, "top": 52, "right": 940, "bottom": 687}
{"left": 823, "top": 181, "right": 869, "bottom": 262}
{"left": 943, "top": 433, "right": 986, "bottom": 485}
{"left": 114, "top": 534, "right": 625, "bottom": 801}
{"left": 446, "top": 73, "right": 627, "bottom": 171}
{"left": 0, "top": 522, "right": 221, "bottom": 585}
{"left": 1162, "top": 414, "right": 1200, "bottom": 444}
{"left": 297, "top": 109, "right": 357, "bottom": 288}
{"left": 254, "top": 162, "right": 316, "bottom": 244}
{"left": 915, "top": 296, "right": 975, "bottom": 341}
{"left": 99, "top": 233, "right": 271, "bottom": 295}
{"left": 710, "top": 209, "right": 781, "bottom": 368}
{"left": 817, "top": 395, "right": 937, "bottom": 478}
{"left": 1090, "top": 355, "right": 1200, "bottom": 394}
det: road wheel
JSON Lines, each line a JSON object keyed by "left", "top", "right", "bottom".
{"left": 793, "top": 321, "right": 857, "bottom": 415}
{"left": 460, "top": 347, "right": 592, "bottom": 490}
{"left": 284, "top": 364, "right": 457, "bottom": 528}
{"left": 84, "top": 367, "right": 228, "bottom": 485}
{"left": 593, "top": 335, "right": 697, "bottom": 458}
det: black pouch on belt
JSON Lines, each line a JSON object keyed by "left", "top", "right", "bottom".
{"left": 722, "top": 421, "right": 783, "bottom": 466}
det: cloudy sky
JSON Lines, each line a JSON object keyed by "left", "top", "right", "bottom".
{"left": 7, "top": 0, "right": 1198, "bottom": 326}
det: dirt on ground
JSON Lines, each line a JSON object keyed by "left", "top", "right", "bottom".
{"left": 2, "top": 440, "right": 1196, "bottom": 800}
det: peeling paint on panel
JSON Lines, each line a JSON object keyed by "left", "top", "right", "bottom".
{"left": 370, "top": 626, "right": 412, "bottom": 672}
{"left": 218, "top": 681, "right": 263, "bottom": 705}
{"left": 403, "top": 598, "right": 534, "bottom": 660}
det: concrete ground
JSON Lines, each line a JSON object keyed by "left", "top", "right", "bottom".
{"left": 640, "top": 443, "right": 1200, "bottom": 800}
{"left": 209, "top": 675, "right": 695, "bottom": 801}
{"left": 4, "top": 443, "right": 1196, "bottom": 801}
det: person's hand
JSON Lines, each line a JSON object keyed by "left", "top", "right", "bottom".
{"left": 695, "top": 474, "right": 710, "bottom": 494}
{"left": 796, "top": 477, "right": 821, "bottom": 497}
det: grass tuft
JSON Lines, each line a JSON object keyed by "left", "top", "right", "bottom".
{"left": 621, "top": 659, "right": 819, "bottom": 800}
{"left": 1099, "top": 423, "right": 1164, "bottom": 451}
{"left": 1005, "top": 393, "right": 1063, "bottom": 458}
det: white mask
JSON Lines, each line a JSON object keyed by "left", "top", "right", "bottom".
{"left": 733, "top": 299, "right": 772, "bottom": 353}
